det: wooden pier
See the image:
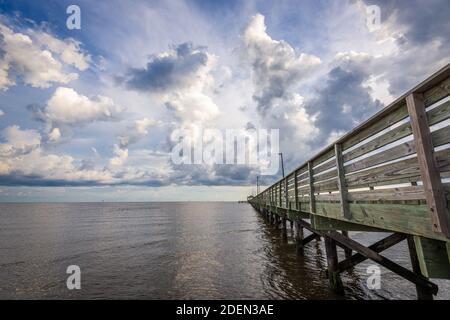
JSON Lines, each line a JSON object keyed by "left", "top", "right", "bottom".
{"left": 248, "top": 64, "right": 450, "bottom": 299}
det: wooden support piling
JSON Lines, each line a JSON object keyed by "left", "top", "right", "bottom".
{"left": 282, "top": 215, "right": 288, "bottom": 241}
{"left": 324, "top": 236, "right": 345, "bottom": 294}
{"left": 341, "top": 231, "right": 352, "bottom": 259}
{"left": 407, "top": 236, "right": 434, "bottom": 300}
{"left": 295, "top": 219, "right": 304, "bottom": 252}
{"left": 285, "top": 177, "right": 289, "bottom": 209}
{"left": 307, "top": 162, "right": 316, "bottom": 214}
{"left": 294, "top": 170, "right": 299, "bottom": 211}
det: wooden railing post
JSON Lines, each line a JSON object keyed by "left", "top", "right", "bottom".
{"left": 406, "top": 93, "right": 450, "bottom": 237}
{"left": 278, "top": 182, "right": 282, "bottom": 208}
{"left": 335, "top": 143, "right": 352, "bottom": 220}
{"left": 407, "top": 236, "right": 434, "bottom": 300}
{"left": 268, "top": 188, "right": 271, "bottom": 206}
{"left": 272, "top": 187, "right": 274, "bottom": 206}
{"left": 294, "top": 170, "right": 299, "bottom": 211}
{"left": 324, "top": 236, "right": 344, "bottom": 294}
{"left": 308, "top": 162, "right": 316, "bottom": 214}
{"left": 273, "top": 185, "right": 275, "bottom": 207}
{"left": 271, "top": 187, "right": 274, "bottom": 206}
{"left": 285, "top": 177, "right": 289, "bottom": 209}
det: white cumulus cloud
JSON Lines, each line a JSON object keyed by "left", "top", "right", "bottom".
{"left": 43, "top": 87, "right": 123, "bottom": 125}
{"left": 47, "top": 127, "right": 61, "bottom": 143}
{"left": 242, "top": 14, "right": 321, "bottom": 167}
{"left": 0, "top": 21, "right": 89, "bottom": 89}
{"left": 32, "top": 31, "right": 90, "bottom": 71}
{"left": 118, "top": 117, "right": 159, "bottom": 148}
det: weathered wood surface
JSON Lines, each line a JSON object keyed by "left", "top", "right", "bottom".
{"left": 407, "top": 92, "right": 450, "bottom": 236}
{"left": 308, "top": 162, "right": 316, "bottom": 213}
{"left": 312, "top": 147, "right": 335, "bottom": 169}
{"left": 313, "top": 157, "right": 336, "bottom": 176}
{"left": 342, "top": 104, "right": 409, "bottom": 151}
{"left": 407, "top": 236, "right": 435, "bottom": 299}
{"left": 315, "top": 185, "right": 427, "bottom": 202}
{"left": 345, "top": 126, "right": 450, "bottom": 175}
{"left": 423, "top": 77, "right": 450, "bottom": 106}
{"left": 345, "top": 148, "right": 450, "bottom": 189}
{"left": 324, "top": 236, "right": 344, "bottom": 294}
{"left": 294, "top": 172, "right": 299, "bottom": 210}
{"left": 335, "top": 143, "right": 351, "bottom": 219}
{"left": 414, "top": 236, "right": 450, "bottom": 279}
{"left": 313, "top": 168, "right": 338, "bottom": 183}
{"left": 311, "top": 215, "right": 383, "bottom": 232}
{"left": 344, "top": 99, "right": 450, "bottom": 163}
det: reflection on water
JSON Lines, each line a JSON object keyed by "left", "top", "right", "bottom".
{"left": 0, "top": 202, "right": 449, "bottom": 299}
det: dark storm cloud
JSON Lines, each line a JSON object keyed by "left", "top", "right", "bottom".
{"left": 79, "top": 159, "right": 96, "bottom": 171}
{"left": 213, "top": 165, "right": 253, "bottom": 184}
{"left": 305, "top": 60, "right": 383, "bottom": 144}
{"left": 167, "top": 163, "right": 256, "bottom": 186}
{"left": 213, "top": 165, "right": 279, "bottom": 186}
{"left": 123, "top": 42, "right": 209, "bottom": 92}
{"left": 363, "top": 0, "right": 450, "bottom": 45}
{"left": 360, "top": 0, "right": 450, "bottom": 95}
{"left": 0, "top": 173, "right": 99, "bottom": 187}
{"left": 0, "top": 172, "right": 170, "bottom": 187}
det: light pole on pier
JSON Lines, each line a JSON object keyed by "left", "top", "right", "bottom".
{"left": 279, "top": 153, "right": 285, "bottom": 178}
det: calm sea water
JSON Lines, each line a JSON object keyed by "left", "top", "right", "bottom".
{"left": 0, "top": 202, "right": 449, "bottom": 300}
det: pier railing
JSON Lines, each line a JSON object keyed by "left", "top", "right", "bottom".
{"left": 248, "top": 64, "right": 450, "bottom": 297}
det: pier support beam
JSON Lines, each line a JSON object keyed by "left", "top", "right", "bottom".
{"left": 407, "top": 236, "right": 434, "bottom": 300}
{"left": 324, "top": 236, "right": 345, "bottom": 294}
{"left": 295, "top": 220, "right": 304, "bottom": 252}
{"left": 282, "top": 215, "right": 288, "bottom": 241}
{"left": 341, "top": 231, "right": 352, "bottom": 259}
{"left": 273, "top": 214, "right": 279, "bottom": 227}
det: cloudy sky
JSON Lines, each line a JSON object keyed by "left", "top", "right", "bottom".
{"left": 0, "top": 0, "right": 448, "bottom": 201}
